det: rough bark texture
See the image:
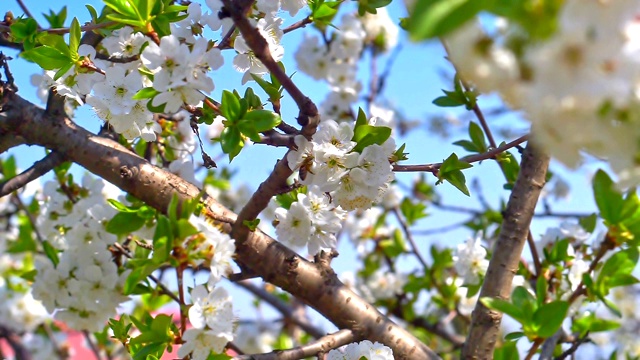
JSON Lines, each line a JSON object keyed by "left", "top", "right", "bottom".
{"left": 0, "top": 92, "right": 439, "bottom": 360}
{"left": 461, "top": 143, "right": 550, "bottom": 359}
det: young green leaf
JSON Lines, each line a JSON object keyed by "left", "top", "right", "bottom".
{"left": 408, "top": 0, "right": 486, "bottom": 40}
{"left": 533, "top": 301, "right": 569, "bottom": 338}
{"left": 593, "top": 170, "right": 624, "bottom": 224}
{"left": 69, "top": 18, "right": 81, "bottom": 62}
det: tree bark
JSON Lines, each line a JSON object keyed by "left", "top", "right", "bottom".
{"left": 0, "top": 91, "right": 439, "bottom": 360}
{"left": 462, "top": 143, "right": 550, "bottom": 359}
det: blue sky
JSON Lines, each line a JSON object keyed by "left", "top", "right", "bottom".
{"left": 1, "top": 0, "right": 605, "bottom": 335}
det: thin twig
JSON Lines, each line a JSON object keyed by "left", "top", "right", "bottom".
{"left": 111, "top": 243, "right": 181, "bottom": 303}
{"left": 235, "top": 280, "right": 325, "bottom": 339}
{"left": 83, "top": 331, "right": 102, "bottom": 360}
{"left": 0, "top": 152, "right": 65, "bottom": 198}
{"left": 0, "top": 323, "right": 32, "bottom": 360}
{"left": 16, "top": 0, "right": 40, "bottom": 28}
{"left": 233, "top": 329, "right": 354, "bottom": 360}
{"left": 393, "top": 134, "right": 529, "bottom": 174}
{"left": 554, "top": 334, "right": 590, "bottom": 360}
{"left": 527, "top": 231, "right": 542, "bottom": 278}
{"left": 11, "top": 194, "right": 44, "bottom": 244}
{"left": 0, "top": 21, "right": 117, "bottom": 35}
{"left": 392, "top": 207, "right": 428, "bottom": 271}
{"left": 283, "top": 17, "right": 312, "bottom": 34}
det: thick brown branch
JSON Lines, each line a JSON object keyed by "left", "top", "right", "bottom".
{"left": 233, "top": 329, "right": 354, "bottom": 360}
{"left": 462, "top": 143, "right": 550, "bottom": 359}
{"left": 0, "top": 132, "right": 25, "bottom": 153}
{"left": 0, "top": 92, "right": 438, "bottom": 360}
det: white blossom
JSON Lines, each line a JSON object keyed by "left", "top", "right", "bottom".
{"left": 453, "top": 233, "right": 489, "bottom": 285}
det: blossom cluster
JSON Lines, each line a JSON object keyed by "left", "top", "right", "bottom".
{"left": 179, "top": 284, "right": 235, "bottom": 360}
{"left": 295, "top": 10, "right": 398, "bottom": 121}
{"left": 276, "top": 118, "right": 395, "bottom": 255}
{"left": 446, "top": 0, "right": 640, "bottom": 186}
{"left": 327, "top": 340, "right": 394, "bottom": 360}
{"left": 187, "top": 215, "right": 236, "bottom": 286}
{"left": 29, "top": 175, "right": 128, "bottom": 331}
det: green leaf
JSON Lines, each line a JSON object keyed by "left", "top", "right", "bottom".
{"left": 106, "top": 13, "right": 145, "bottom": 28}
{"left": 243, "top": 219, "right": 261, "bottom": 231}
{"left": 400, "top": 198, "right": 427, "bottom": 226}
{"left": 106, "top": 212, "right": 146, "bottom": 235}
{"left": 408, "top": 0, "right": 486, "bottom": 40}
{"left": 579, "top": 213, "right": 598, "bottom": 233}
{"left": 137, "top": 0, "right": 153, "bottom": 20}
{"left": 21, "top": 46, "right": 72, "bottom": 70}
{"left": 453, "top": 139, "right": 479, "bottom": 153}
{"left": 69, "top": 18, "right": 81, "bottom": 61}
{"left": 433, "top": 95, "right": 465, "bottom": 107}
{"left": 437, "top": 153, "right": 472, "bottom": 196}
{"left": 2, "top": 156, "right": 17, "bottom": 178}
{"left": 535, "top": 276, "right": 547, "bottom": 308}
{"left": 494, "top": 341, "right": 520, "bottom": 360}
{"left": 597, "top": 247, "right": 639, "bottom": 290}
{"left": 572, "top": 312, "right": 620, "bottom": 337}
{"left": 352, "top": 125, "right": 392, "bottom": 153}
{"left": 504, "top": 332, "right": 524, "bottom": 342}
{"left": 241, "top": 110, "right": 282, "bottom": 132}
{"left": 86, "top": 5, "right": 99, "bottom": 23}
{"left": 469, "top": 121, "right": 487, "bottom": 153}
{"left": 133, "top": 87, "right": 159, "bottom": 100}
{"left": 593, "top": 170, "right": 623, "bottom": 223}
{"left": 480, "top": 297, "right": 526, "bottom": 324}
{"left": 53, "top": 63, "right": 74, "bottom": 81}
{"left": 107, "top": 199, "right": 139, "bottom": 213}
{"left": 533, "top": 301, "right": 569, "bottom": 338}
{"left": 220, "top": 127, "right": 244, "bottom": 161}
{"left": 104, "top": 0, "right": 139, "bottom": 18}
{"left": 220, "top": 90, "right": 243, "bottom": 122}
{"left": 42, "top": 240, "right": 60, "bottom": 266}
{"left": 511, "top": 286, "right": 537, "bottom": 321}
{"left": 124, "top": 261, "right": 156, "bottom": 295}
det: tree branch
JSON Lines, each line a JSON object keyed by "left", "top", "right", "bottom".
{"left": 221, "top": 0, "right": 320, "bottom": 137}
{"left": 461, "top": 143, "right": 550, "bottom": 359}
{"left": 0, "top": 92, "right": 439, "bottom": 360}
{"left": 393, "top": 134, "right": 529, "bottom": 174}
{"left": 0, "top": 152, "right": 65, "bottom": 197}
{"left": 233, "top": 329, "right": 354, "bottom": 360}
{"left": 0, "top": 323, "right": 32, "bottom": 360}
{"left": 235, "top": 280, "right": 325, "bottom": 339}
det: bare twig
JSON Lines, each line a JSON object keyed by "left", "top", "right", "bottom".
{"left": 0, "top": 152, "right": 65, "bottom": 197}
{"left": 462, "top": 143, "right": 550, "bottom": 359}
{"left": 233, "top": 329, "right": 354, "bottom": 360}
{"left": 235, "top": 280, "right": 325, "bottom": 339}
{"left": 527, "top": 231, "right": 542, "bottom": 278}
{"left": 392, "top": 207, "right": 428, "bottom": 271}
{"left": 83, "top": 331, "right": 102, "bottom": 360}
{"left": 393, "top": 134, "right": 529, "bottom": 174}
{"left": 283, "top": 16, "right": 312, "bottom": 34}
{"left": 16, "top": 0, "right": 40, "bottom": 28}
{"left": 0, "top": 323, "right": 32, "bottom": 360}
